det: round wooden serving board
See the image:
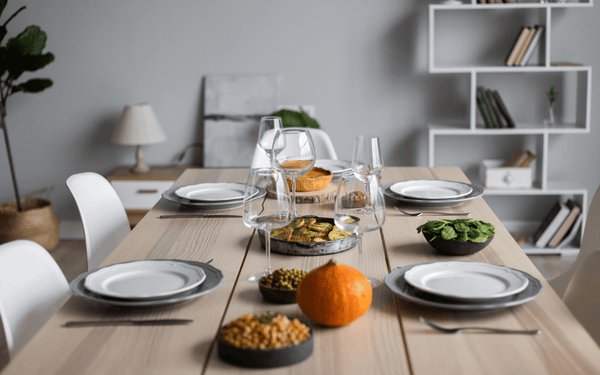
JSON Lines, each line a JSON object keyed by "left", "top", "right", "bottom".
{"left": 267, "top": 183, "right": 337, "bottom": 204}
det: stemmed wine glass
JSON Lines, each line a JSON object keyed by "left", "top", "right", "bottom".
{"left": 351, "top": 135, "right": 384, "bottom": 212}
{"left": 242, "top": 168, "right": 293, "bottom": 283}
{"left": 257, "top": 116, "right": 284, "bottom": 160}
{"left": 272, "top": 128, "right": 316, "bottom": 218}
{"left": 334, "top": 172, "right": 386, "bottom": 287}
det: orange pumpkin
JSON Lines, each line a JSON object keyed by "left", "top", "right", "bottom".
{"left": 296, "top": 259, "right": 372, "bottom": 327}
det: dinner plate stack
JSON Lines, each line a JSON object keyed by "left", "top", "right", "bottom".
{"left": 313, "top": 159, "right": 352, "bottom": 179}
{"left": 384, "top": 261, "right": 543, "bottom": 311}
{"left": 383, "top": 179, "right": 484, "bottom": 207}
{"left": 70, "top": 259, "right": 224, "bottom": 307}
{"left": 162, "top": 182, "right": 265, "bottom": 209}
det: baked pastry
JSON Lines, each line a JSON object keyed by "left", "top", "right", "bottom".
{"left": 290, "top": 167, "right": 333, "bottom": 192}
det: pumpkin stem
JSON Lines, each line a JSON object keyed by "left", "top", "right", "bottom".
{"left": 328, "top": 259, "right": 338, "bottom": 267}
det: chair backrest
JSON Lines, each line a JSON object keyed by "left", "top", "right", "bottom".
{"left": 250, "top": 128, "right": 339, "bottom": 168}
{"left": 563, "top": 250, "right": 600, "bottom": 346}
{"left": 66, "top": 172, "right": 130, "bottom": 270}
{"left": 0, "top": 240, "right": 70, "bottom": 359}
{"left": 549, "top": 185, "right": 600, "bottom": 298}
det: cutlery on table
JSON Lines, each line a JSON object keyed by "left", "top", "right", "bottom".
{"left": 394, "top": 206, "right": 471, "bottom": 217}
{"left": 419, "top": 317, "right": 540, "bottom": 335}
{"left": 64, "top": 319, "right": 194, "bottom": 327}
{"left": 159, "top": 214, "right": 242, "bottom": 219}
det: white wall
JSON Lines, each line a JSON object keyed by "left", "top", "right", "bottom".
{"left": 0, "top": 0, "right": 598, "bottom": 222}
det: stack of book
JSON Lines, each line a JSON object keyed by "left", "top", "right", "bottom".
{"left": 532, "top": 199, "right": 583, "bottom": 249}
{"left": 506, "top": 25, "right": 545, "bottom": 67}
{"left": 477, "top": 86, "right": 515, "bottom": 128}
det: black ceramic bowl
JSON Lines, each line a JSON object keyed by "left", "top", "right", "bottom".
{"left": 217, "top": 318, "right": 314, "bottom": 368}
{"left": 423, "top": 232, "right": 493, "bottom": 255}
{"left": 258, "top": 282, "right": 298, "bottom": 304}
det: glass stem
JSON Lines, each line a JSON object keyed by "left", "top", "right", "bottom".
{"left": 264, "top": 230, "right": 272, "bottom": 275}
{"left": 365, "top": 180, "right": 372, "bottom": 209}
{"left": 291, "top": 176, "right": 298, "bottom": 217}
{"left": 357, "top": 233, "right": 363, "bottom": 256}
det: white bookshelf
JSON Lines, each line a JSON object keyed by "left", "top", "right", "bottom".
{"left": 427, "top": 1, "right": 591, "bottom": 256}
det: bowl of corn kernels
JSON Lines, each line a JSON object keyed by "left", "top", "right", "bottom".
{"left": 217, "top": 312, "right": 313, "bottom": 368}
{"left": 258, "top": 268, "right": 308, "bottom": 304}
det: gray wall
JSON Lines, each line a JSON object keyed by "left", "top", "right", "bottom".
{"left": 0, "top": 0, "right": 598, "bottom": 222}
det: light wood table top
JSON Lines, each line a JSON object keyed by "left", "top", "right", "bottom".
{"left": 3, "top": 167, "right": 599, "bottom": 375}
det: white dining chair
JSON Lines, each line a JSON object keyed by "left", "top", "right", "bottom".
{"left": 250, "top": 127, "right": 338, "bottom": 168}
{"left": 562, "top": 250, "right": 600, "bottom": 346}
{"left": 66, "top": 172, "right": 131, "bottom": 270}
{"left": 548, "top": 185, "right": 600, "bottom": 298}
{"left": 0, "top": 240, "right": 70, "bottom": 363}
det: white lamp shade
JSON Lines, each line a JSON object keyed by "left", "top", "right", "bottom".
{"left": 111, "top": 103, "right": 167, "bottom": 145}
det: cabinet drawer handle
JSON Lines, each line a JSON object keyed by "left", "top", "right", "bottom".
{"left": 137, "top": 189, "right": 159, "bottom": 194}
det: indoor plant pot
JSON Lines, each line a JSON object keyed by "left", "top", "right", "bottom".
{"left": 0, "top": 3, "right": 57, "bottom": 250}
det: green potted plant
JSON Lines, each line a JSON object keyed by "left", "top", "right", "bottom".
{"left": 0, "top": 1, "right": 59, "bottom": 250}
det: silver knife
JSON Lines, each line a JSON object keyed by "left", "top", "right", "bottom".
{"left": 159, "top": 214, "right": 242, "bottom": 219}
{"left": 64, "top": 319, "right": 194, "bottom": 327}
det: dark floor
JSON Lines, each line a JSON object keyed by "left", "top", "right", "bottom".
{"left": 50, "top": 240, "right": 576, "bottom": 284}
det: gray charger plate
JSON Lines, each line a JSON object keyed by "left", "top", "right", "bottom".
{"left": 70, "top": 260, "right": 224, "bottom": 307}
{"left": 162, "top": 186, "right": 266, "bottom": 210}
{"left": 383, "top": 181, "right": 484, "bottom": 207}
{"left": 258, "top": 216, "right": 358, "bottom": 256}
{"left": 384, "top": 262, "right": 542, "bottom": 311}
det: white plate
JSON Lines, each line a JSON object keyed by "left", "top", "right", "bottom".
{"left": 314, "top": 159, "right": 351, "bottom": 175}
{"left": 84, "top": 260, "right": 206, "bottom": 300}
{"left": 383, "top": 182, "right": 484, "bottom": 207}
{"left": 71, "top": 260, "right": 224, "bottom": 307}
{"left": 384, "top": 263, "right": 542, "bottom": 311}
{"left": 175, "top": 183, "right": 249, "bottom": 202}
{"left": 390, "top": 180, "right": 473, "bottom": 200}
{"left": 403, "top": 262, "right": 529, "bottom": 301}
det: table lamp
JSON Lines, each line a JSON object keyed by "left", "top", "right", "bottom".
{"left": 111, "top": 103, "right": 167, "bottom": 174}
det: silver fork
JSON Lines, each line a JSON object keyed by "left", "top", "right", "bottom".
{"left": 419, "top": 317, "right": 540, "bottom": 335}
{"left": 394, "top": 206, "right": 471, "bottom": 217}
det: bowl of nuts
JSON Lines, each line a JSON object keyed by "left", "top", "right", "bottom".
{"left": 259, "top": 268, "right": 308, "bottom": 304}
{"left": 217, "top": 312, "right": 313, "bottom": 368}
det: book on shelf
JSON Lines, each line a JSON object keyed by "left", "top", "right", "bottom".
{"left": 501, "top": 148, "right": 535, "bottom": 168}
{"left": 555, "top": 213, "right": 583, "bottom": 250}
{"left": 477, "top": 86, "right": 498, "bottom": 128}
{"left": 519, "top": 25, "right": 545, "bottom": 66}
{"left": 486, "top": 89, "right": 506, "bottom": 128}
{"left": 506, "top": 27, "right": 532, "bottom": 67}
{"left": 514, "top": 25, "right": 538, "bottom": 66}
{"left": 548, "top": 200, "right": 582, "bottom": 248}
{"left": 476, "top": 96, "right": 493, "bottom": 128}
{"left": 532, "top": 200, "right": 571, "bottom": 249}
{"left": 492, "top": 90, "right": 516, "bottom": 128}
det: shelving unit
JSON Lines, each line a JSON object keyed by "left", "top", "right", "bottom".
{"left": 427, "top": 1, "right": 592, "bottom": 256}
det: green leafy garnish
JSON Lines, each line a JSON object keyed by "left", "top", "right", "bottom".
{"left": 417, "top": 219, "right": 495, "bottom": 243}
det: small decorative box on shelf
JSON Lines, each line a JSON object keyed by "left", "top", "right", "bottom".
{"left": 479, "top": 160, "right": 532, "bottom": 190}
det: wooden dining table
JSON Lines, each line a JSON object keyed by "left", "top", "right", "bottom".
{"left": 3, "top": 166, "right": 600, "bottom": 375}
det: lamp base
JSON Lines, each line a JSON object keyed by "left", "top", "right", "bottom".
{"left": 131, "top": 144, "right": 151, "bottom": 174}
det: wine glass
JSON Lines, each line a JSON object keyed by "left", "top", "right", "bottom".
{"left": 351, "top": 135, "right": 384, "bottom": 212}
{"left": 242, "top": 168, "right": 293, "bottom": 283}
{"left": 334, "top": 172, "right": 385, "bottom": 287}
{"left": 272, "top": 128, "right": 316, "bottom": 218}
{"left": 257, "top": 116, "right": 284, "bottom": 159}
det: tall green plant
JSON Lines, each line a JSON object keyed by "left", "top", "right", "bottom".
{"left": 0, "top": 1, "right": 54, "bottom": 211}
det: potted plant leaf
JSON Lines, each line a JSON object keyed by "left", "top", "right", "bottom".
{"left": 0, "top": 1, "right": 59, "bottom": 251}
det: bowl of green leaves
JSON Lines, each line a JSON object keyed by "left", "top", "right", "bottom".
{"left": 416, "top": 219, "right": 495, "bottom": 255}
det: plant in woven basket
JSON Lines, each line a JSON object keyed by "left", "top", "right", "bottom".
{"left": 296, "top": 259, "right": 372, "bottom": 327}
{"left": 0, "top": 1, "right": 54, "bottom": 212}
